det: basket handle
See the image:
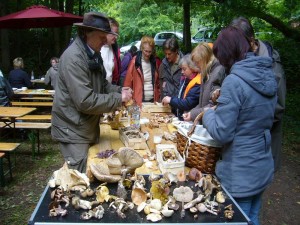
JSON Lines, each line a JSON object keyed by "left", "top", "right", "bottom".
{"left": 187, "top": 111, "right": 204, "bottom": 137}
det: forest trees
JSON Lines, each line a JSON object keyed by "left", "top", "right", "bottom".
{"left": 0, "top": 0, "right": 299, "bottom": 74}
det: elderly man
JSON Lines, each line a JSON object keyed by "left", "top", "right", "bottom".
{"left": 51, "top": 12, "right": 132, "bottom": 173}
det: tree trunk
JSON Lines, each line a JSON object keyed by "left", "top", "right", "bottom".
{"left": 0, "top": 0, "right": 10, "bottom": 74}
{"left": 220, "top": 2, "right": 300, "bottom": 42}
{"left": 256, "top": 11, "right": 300, "bottom": 42}
{"left": 183, "top": 0, "right": 192, "bottom": 53}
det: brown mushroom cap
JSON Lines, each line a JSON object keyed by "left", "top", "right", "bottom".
{"left": 131, "top": 187, "right": 147, "bottom": 205}
{"left": 106, "top": 147, "right": 144, "bottom": 175}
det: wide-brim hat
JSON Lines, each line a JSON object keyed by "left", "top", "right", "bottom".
{"left": 74, "top": 12, "right": 118, "bottom": 36}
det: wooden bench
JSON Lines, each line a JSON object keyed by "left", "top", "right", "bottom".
{"left": 0, "top": 122, "right": 51, "bottom": 158}
{"left": 0, "top": 143, "right": 20, "bottom": 186}
{"left": 11, "top": 102, "right": 53, "bottom": 107}
{"left": 16, "top": 115, "right": 52, "bottom": 121}
{"left": 19, "top": 97, "right": 53, "bottom": 101}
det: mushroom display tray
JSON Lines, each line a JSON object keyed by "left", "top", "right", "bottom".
{"left": 28, "top": 175, "right": 250, "bottom": 225}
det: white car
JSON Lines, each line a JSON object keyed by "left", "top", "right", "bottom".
{"left": 120, "top": 40, "right": 141, "bottom": 54}
{"left": 154, "top": 31, "right": 183, "bottom": 46}
{"left": 154, "top": 31, "right": 197, "bottom": 47}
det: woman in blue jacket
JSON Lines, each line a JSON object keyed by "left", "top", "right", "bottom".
{"left": 202, "top": 26, "right": 277, "bottom": 225}
{"left": 161, "top": 54, "right": 200, "bottom": 120}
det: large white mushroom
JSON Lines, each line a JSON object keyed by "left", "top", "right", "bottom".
{"left": 106, "top": 147, "right": 144, "bottom": 175}
{"left": 173, "top": 186, "right": 194, "bottom": 218}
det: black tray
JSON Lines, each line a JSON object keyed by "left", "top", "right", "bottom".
{"left": 28, "top": 175, "right": 250, "bottom": 225}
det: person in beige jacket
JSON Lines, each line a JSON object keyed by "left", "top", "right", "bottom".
{"left": 51, "top": 12, "right": 132, "bottom": 173}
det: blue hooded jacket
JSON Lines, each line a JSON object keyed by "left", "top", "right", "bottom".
{"left": 203, "top": 52, "right": 277, "bottom": 198}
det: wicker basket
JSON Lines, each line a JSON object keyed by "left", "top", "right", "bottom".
{"left": 176, "top": 112, "right": 222, "bottom": 174}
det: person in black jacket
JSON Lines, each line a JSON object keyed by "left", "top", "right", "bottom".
{"left": 8, "top": 57, "right": 32, "bottom": 89}
{"left": 162, "top": 54, "right": 201, "bottom": 120}
{"left": 0, "top": 70, "right": 13, "bottom": 106}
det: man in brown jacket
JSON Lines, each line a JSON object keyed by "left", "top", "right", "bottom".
{"left": 51, "top": 12, "right": 132, "bottom": 173}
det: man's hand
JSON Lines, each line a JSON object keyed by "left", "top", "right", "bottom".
{"left": 182, "top": 112, "right": 191, "bottom": 121}
{"left": 122, "top": 87, "right": 133, "bottom": 103}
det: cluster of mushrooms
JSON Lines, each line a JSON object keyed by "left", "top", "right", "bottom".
{"left": 147, "top": 113, "right": 174, "bottom": 129}
{"left": 48, "top": 149, "right": 235, "bottom": 222}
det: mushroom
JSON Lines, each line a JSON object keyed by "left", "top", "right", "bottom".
{"left": 173, "top": 186, "right": 194, "bottom": 218}
{"left": 148, "top": 172, "right": 161, "bottom": 182}
{"left": 224, "top": 204, "right": 234, "bottom": 219}
{"left": 163, "top": 172, "right": 178, "bottom": 184}
{"left": 137, "top": 201, "right": 147, "bottom": 212}
{"left": 177, "top": 170, "right": 186, "bottom": 182}
{"left": 90, "top": 162, "right": 121, "bottom": 183}
{"left": 80, "top": 187, "right": 94, "bottom": 198}
{"left": 96, "top": 185, "right": 110, "bottom": 203}
{"left": 80, "top": 205, "right": 105, "bottom": 220}
{"left": 48, "top": 200, "right": 67, "bottom": 217}
{"left": 189, "top": 207, "right": 198, "bottom": 213}
{"left": 117, "top": 168, "right": 128, "bottom": 199}
{"left": 149, "top": 199, "right": 162, "bottom": 211}
{"left": 109, "top": 198, "right": 132, "bottom": 218}
{"left": 197, "top": 203, "right": 218, "bottom": 215}
{"left": 216, "top": 191, "right": 225, "bottom": 203}
{"left": 106, "top": 147, "right": 144, "bottom": 175}
{"left": 183, "top": 194, "right": 204, "bottom": 209}
{"left": 131, "top": 187, "right": 147, "bottom": 205}
{"left": 71, "top": 196, "right": 99, "bottom": 210}
{"left": 161, "top": 198, "right": 175, "bottom": 217}
{"left": 188, "top": 168, "right": 202, "bottom": 182}
{"left": 48, "top": 163, "right": 90, "bottom": 191}
{"left": 146, "top": 213, "right": 162, "bottom": 222}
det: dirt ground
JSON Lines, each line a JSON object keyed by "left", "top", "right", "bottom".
{"left": 0, "top": 131, "right": 299, "bottom": 225}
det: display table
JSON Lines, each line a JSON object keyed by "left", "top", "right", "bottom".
{"left": 28, "top": 175, "right": 250, "bottom": 225}
{"left": 29, "top": 112, "right": 250, "bottom": 225}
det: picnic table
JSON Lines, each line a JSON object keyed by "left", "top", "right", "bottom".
{"left": 14, "top": 89, "right": 55, "bottom": 96}
{"left": 0, "top": 106, "right": 36, "bottom": 138}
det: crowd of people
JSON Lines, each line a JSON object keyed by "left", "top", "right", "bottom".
{"left": 0, "top": 11, "right": 286, "bottom": 225}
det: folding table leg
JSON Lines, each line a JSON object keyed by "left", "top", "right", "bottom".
{"left": 28, "top": 131, "right": 37, "bottom": 159}
{"left": 6, "top": 153, "right": 13, "bottom": 180}
{"left": 0, "top": 156, "right": 5, "bottom": 187}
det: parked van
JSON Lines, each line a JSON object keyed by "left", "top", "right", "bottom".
{"left": 192, "top": 27, "right": 219, "bottom": 43}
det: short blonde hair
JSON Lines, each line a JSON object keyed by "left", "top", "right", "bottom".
{"left": 140, "top": 36, "right": 155, "bottom": 51}
{"left": 13, "top": 57, "right": 24, "bottom": 69}
{"left": 191, "top": 43, "right": 214, "bottom": 79}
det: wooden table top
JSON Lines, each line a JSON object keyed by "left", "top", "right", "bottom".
{"left": 13, "top": 89, "right": 55, "bottom": 96}
{"left": 31, "top": 79, "right": 45, "bottom": 83}
{"left": 87, "top": 112, "right": 183, "bottom": 181}
{"left": 11, "top": 101, "right": 53, "bottom": 107}
{"left": 0, "top": 106, "right": 36, "bottom": 118}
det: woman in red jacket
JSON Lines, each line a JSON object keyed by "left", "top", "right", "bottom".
{"left": 123, "top": 36, "right": 160, "bottom": 106}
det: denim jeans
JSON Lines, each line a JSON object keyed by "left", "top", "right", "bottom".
{"left": 234, "top": 191, "right": 264, "bottom": 225}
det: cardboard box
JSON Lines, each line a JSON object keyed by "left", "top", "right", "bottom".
{"left": 156, "top": 144, "right": 185, "bottom": 175}
{"left": 119, "top": 127, "right": 148, "bottom": 150}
